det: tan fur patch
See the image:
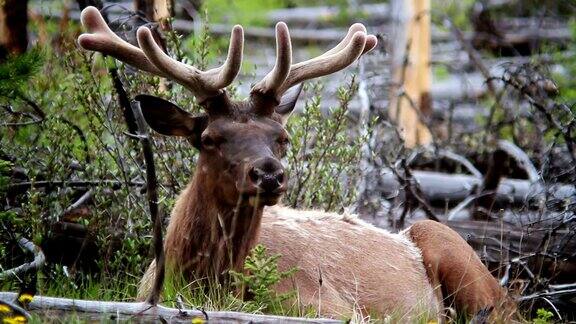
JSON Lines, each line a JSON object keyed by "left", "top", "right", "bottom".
{"left": 259, "top": 205, "right": 440, "bottom": 320}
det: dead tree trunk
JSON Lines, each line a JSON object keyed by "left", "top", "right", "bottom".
{"left": 0, "top": 0, "right": 28, "bottom": 61}
{"left": 388, "top": 0, "right": 432, "bottom": 147}
{"left": 134, "top": 0, "right": 173, "bottom": 29}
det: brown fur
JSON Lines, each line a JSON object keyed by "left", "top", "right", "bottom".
{"left": 406, "top": 220, "right": 515, "bottom": 319}
{"left": 163, "top": 171, "right": 263, "bottom": 282}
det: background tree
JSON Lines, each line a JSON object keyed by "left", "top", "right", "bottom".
{"left": 0, "top": 0, "right": 29, "bottom": 62}
{"left": 134, "top": 0, "right": 174, "bottom": 29}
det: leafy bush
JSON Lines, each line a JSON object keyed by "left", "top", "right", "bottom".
{"left": 0, "top": 47, "right": 44, "bottom": 98}
{"left": 285, "top": 78, "right": 369, "bottom": 211}
{"left": 533, "top": 308, "right": 554, "bottom": 324}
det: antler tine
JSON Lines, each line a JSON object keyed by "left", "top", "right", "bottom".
{"left": 322, "top": 23, "right": 370, "bottom": 57}
{"left": 78, "top": 6, "right": 167, "bottom": 77}
{"left": 204, "top": 25, "right": 245, "bottom": 89}
{"left": 251, "top": 22, "right": 292, "bottom": 98}
{"left": 137, "top": 25, "right": 244, "bottom": 103}
{"left": 276, "top": 25, "right": 377, "bottom": 95}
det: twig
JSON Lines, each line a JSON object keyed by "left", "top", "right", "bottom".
{"left": 517, "top": 288, "right": 576, "bottom": 302}
{"left": 18, "top": 93, "right": 46, "bottom": 120}
{"left": 0, "top": 98, "right": 44, "bottom": 127}
{"left": 7, "top": 180, "right": 145, "bottom": 192}
{"left": 57, "top": 117, "right": 92, "bottom": 164}
{"left": 61, "top": 190, "right": 93, "bottom": 216}
{"left": 0, "top": 119, "right": 44, "bottom": 127}
{"left": 436, "top": 149, "right": 483, "bottom": 178}
{"left": 111, "top": 67, "right": 138, "bottom": 134}
{"left": 447, "top": 192, "right": 492, "bottom": 221}
{"left": 445, "top": 17, "right": 512, "bottom": 147}
{"left": 497, "top": 140, "right": 540, "bottom": 183}
{"left": 445, "top": 18, "right": 497, "bottom": 96}
{"left": 0, "top": 238, "right": 45, "bottom": 281}
{"left": 130, "top": 101, "right": 165, "bottom": 306}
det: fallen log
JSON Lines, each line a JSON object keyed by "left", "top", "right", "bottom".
{"left": 265, "top": 0, "right": 516, "bottom": 27}
{"left": 267, "top": 3, "right": 390, "bottom": 26}
{"left": 445, "top": 219, "right": 576, "bottom": 284}
{"left": 0, "top": 292, "right": 341, "bottom": 323}
{"left": 379, "top": 169, "right": 576, "bottom": 208}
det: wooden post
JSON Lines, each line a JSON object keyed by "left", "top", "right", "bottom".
{"left": 388, "top": 0, "right": 432, "bottom": 148}
{"left": 0, "top": 0, "right": 29, "bottom": 61}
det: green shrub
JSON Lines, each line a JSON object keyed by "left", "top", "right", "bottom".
{"left": 285, "top": 78, "right": 369, "bottom": 211}
{"left": 533, "top": 308, "right": 554, "bottom": 324}
{"left": 230, "top": 244, "right": 297, "bottom": 314}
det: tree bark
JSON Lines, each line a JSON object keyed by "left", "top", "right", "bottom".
{"left": 388, "top": 0, "right": 432, "bottom": 147}
{"left": 134, "top": 0, "right": 173, "bottom": 29}
{"left": 0, "top": 0, "right": 28, "bottom": 61}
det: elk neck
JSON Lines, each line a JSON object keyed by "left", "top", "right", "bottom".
{"left": 163, "top": 162, "right": 264, "bottom": 282}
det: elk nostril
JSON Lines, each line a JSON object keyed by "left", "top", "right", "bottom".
{"left": 249, "top": 168, "right": 260, "bottom": 184}
{"left": 276, "top": 172, "right": 284, "bottom": 184}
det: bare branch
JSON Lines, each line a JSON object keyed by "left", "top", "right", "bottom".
{"left": 130, "top": 100, "right": 165, "bottom": 306}
{"left": 497, "top": 141, "right": 540, "bottom": 183}
{"left": 0, "top": 238, "right": 45, "bottom": 281}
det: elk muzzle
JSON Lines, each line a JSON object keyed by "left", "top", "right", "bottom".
{"left": 240, "top": 157, "right": 286, "bottom": 206}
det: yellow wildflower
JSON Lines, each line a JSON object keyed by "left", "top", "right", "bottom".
{"left": 17, "top": 294, "right": 33, "bottom": 305}
{"left": 191, "top": 317, "right": 206, "bottom": 324}
{"left": 2, "top": 315, "right": 27, "bottom": 324}
{"left": 0, "top": 304, "right": 11, "bottom": 313}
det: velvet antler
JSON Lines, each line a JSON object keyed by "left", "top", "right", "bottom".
{"left": 250, "top": 23, "right": 377, "bottom": 115}
{"left": 78, "top": 6, "right": 244, "bottom": 105}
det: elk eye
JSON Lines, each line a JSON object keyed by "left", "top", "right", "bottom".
{"left": 201, "top": 136, "right": 219, "bottom": 150}
{"left": 277, "top": 136, "right": 290, "bottom": 145}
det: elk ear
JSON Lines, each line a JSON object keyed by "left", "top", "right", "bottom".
{"left": 135, "top": 94, "right": 208, "bottom": 148}
{"left": 276, "top": 83, "right": 303, "bottom": 125}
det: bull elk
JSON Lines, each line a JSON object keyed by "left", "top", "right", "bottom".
{"left": 78, "top": 6, "right": 513, "bottom": 321}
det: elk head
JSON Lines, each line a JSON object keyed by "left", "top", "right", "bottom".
{"left": 78, "top": 6, "right": 377, "bottom": 208}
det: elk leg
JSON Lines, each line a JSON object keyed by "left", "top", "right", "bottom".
{"left": 406, "top": 220, "right": 512, "bottom": 317}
